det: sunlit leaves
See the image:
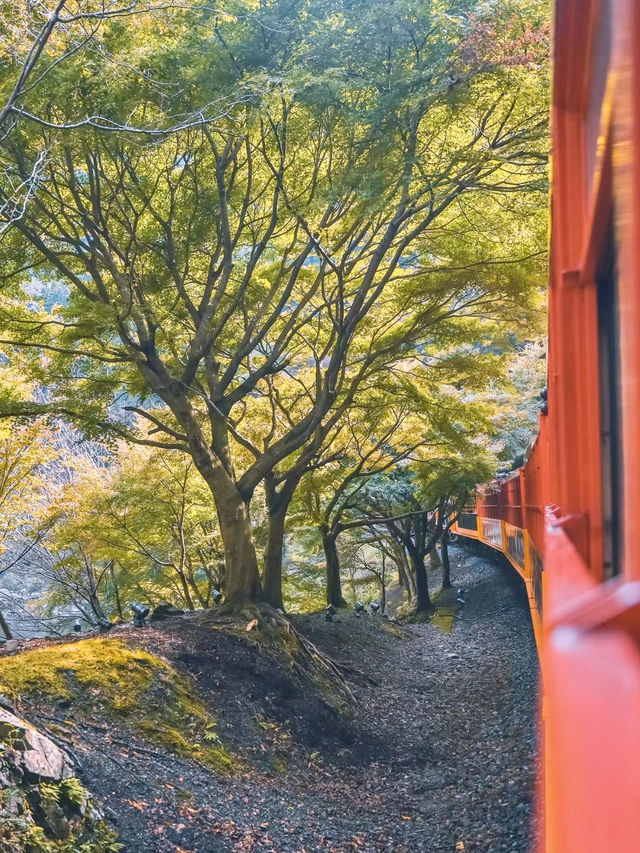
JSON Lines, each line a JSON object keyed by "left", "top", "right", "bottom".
{"left": 0, "top": 0, "right": 549, "bottom": 604}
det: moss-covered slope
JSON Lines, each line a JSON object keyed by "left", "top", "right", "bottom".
{"left": 0, "top": 638, "right": 234, "bottom": 774}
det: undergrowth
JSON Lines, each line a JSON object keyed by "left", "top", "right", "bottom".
{"left": 0, "top": 767, "right": 120, "bottom": 853}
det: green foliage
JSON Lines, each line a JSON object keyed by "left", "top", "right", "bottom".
{"left": 21, "top": 820, "right": 122, "bottom": 853}
{"left": 0, "top": 639, "right": 235, "bottom": 773}
{"left": 59, "top": 778, "right": 88, "bottom": 807}
{"left": 488, "top": 338, "right": 547, "bottom": 465}
{"left": 29, "top": 440, "right": 224, "bottom": 622}
{"left": 0, "top": 416, "right": 57, "bottom": 566}
{"left": 0, "top": 0, "right": 549, "bottom": 605}
{"left": 0, "top": 0, "right": 548, "bottom": 444}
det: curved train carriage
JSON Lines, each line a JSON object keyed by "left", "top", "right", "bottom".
{"left": 452, "top": 1, "right": 640, "bottom": 851}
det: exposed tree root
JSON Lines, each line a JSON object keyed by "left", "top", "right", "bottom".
{"left": 198, "top": 602, "right": 355, "bottom": 704}
{"left": 282, "top": 618, "right": 354, "bottom": 703}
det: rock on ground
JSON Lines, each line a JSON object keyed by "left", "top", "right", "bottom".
{"left": 0, "top": 706, "right": 73, "bottom": 781}
{"left": 0, "top": 704, "right": 117, "bottom": 851}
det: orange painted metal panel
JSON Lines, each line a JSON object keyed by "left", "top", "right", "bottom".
{"left": 543, "top": 524, "right": 640, "bottom": 853}
{"left": 540, "top": 1, "right": 640, "bottom": 849}
{"left": 464, "top": 4, "right": 640, "bottom": 850}
{"left": 615, "top": 0, "right": 640, "bottom": 581}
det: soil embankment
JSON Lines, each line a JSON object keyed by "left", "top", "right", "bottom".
{"left": 0, "top": 547, "right": 538, "bottom": 853}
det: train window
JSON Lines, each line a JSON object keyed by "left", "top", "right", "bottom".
{"left": 596, "top": 222, "right": 622, "bottom": 578}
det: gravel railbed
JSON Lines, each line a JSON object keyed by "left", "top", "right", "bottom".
{"left": 292, "top": 544, "right": 539, "bottom": 853}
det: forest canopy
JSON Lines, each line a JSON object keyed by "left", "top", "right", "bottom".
{"left": 0, "top": 0, "right": 549, "bottom": 629}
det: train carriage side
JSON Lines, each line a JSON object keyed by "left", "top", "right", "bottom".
{"left": 453, "top": 1, "right": 640, "bottom": 850}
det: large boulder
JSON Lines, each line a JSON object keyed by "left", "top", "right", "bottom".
{"left": 0, "top": 706, "right": 118, "bottom": 851}
{"left": 0, "top": 708, "right": 73, "bottom": 782}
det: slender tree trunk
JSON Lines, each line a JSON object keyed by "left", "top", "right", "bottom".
{"left": 408, "top": 545, "right": 432, "bottom": 613}
{"left": 88, "top": 594, "right": 104, "bottom": 621}
{"left": 398, "top": 545, "right": 416, "bottom": 599}
{"left": 380, "top": 552, "right": 386, "bottom": 614}
{"left": 176, "top": 570, "right": 195, "bottom": 610}
{"left": 441, "top": 530, "right": 452, "bottom": 589}
{"left": 429, "top": 546, "right": 441, "bottom": 570}
{"left": 89, "top": 594, "right": 105, "bottom": 621}
{"left": 187, "top": 569, "right": 208, "bottom": 608}
{"left": 73, "top": 600, "right": 93, "bottom": 624}
{"left": 85, "top": 560, "right": 106, "bottom": 621}
{"left": 110, "top": 562, "right": 124, "bottom": 621}
{"left": 263, "top": 503, "right": 287, "bottom": 610}
{"left": 0, "top": 606, "right": 12, "bottom": 640}
{"left": 323, "top": 528, "right": 347, "bottom": 607}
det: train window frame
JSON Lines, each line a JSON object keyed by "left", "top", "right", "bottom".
{"left": 596, "top": 220, "right": 623, "bottom": 578}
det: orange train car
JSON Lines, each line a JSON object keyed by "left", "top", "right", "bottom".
{"left": 452, "top": 1, "right": 640, "bottom": 850}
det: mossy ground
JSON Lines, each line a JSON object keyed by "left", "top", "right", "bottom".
{"left": 0, "top": 757, "right": 120, "bottom": 853}
{"left": 0, "top": 638, "right": 234, "bottom": 774}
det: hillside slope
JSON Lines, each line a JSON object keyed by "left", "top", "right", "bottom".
{"left": 0, "top": 548, "right": 538, "bottom": 853}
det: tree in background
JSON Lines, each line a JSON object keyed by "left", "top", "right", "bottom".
{"left": 0, "top": 365, "right": 60, "bottom": 637}
{"left": 0, "top": 0, "right": 549, "bottom": 611}
{"left": 488, "top": 339, "right": 547, "bottom": 468}
{"left": 329, "top": 421, "right": 496, "bottom": 614}
{"left": 0, "top": 421, "right": 54, "bottom": 637}
{"left": 277, "top": 380, "right": 441, "bottom": 608}
{"left": 295, "top": 369, "right": 504, "bottom": 608}
{"left": 34, "top": 441, "right": 224, "bottom": 623}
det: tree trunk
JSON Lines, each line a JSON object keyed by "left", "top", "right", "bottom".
{"left": 88, "top": 592, "right": 105, "bottom": 621}
{"left": 263, "top": 503, "right": 287, "bottom": 610}
{"left": 398, "top": 545, "right": 416, "bottom": 599}
{"left": 441, "top": 530, "right": 452, "bottom": 589}
{"left": 408, "top": 546, "right": 432, "bottom": 613}
{"left": 187, "top": 569, "right": 209, "bottom": 609}
{"left": 85, "top": 560, "right": 106, "bottom": 621}
{"left": 176, "top": 570, "right": 195, "bottom": 610}
{"left": 74, "top": 600, "right": 94, "bottom": 625}
{"left": 429, "top": 545, "right": 441, "bottom": 569}
{"left": 215, "top": 488, "right": 263, "bottom": 607}
{"left": 0, "top": 606, "right": 12, "bottom": 640}
{"left": 110, "top": 562, "right": 124, "bottom": 621}
{"left": 262, "top": 472, "right": 302, "bottom": 611}
{"left": 160, "top": 390, "right": 264, "bottom": 609}
{"left": 323, "top": 528, "right": 347, "bottom": 608}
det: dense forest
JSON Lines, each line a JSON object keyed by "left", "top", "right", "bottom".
{"left": 0, "top": 0, "right": 548, "bottom": 635}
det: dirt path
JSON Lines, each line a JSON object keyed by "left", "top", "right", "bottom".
{"left": 10, "top": 546, "right": 538, "bottom": 853}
